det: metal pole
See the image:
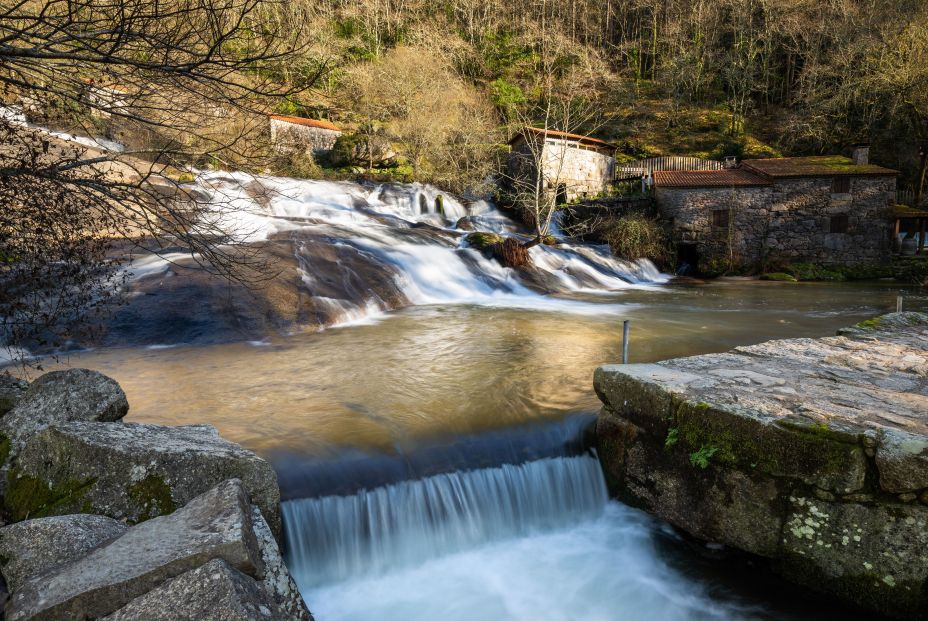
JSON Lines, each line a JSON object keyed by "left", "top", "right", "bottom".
{"left": 897, "top": 296, "right": 903, "bottom": 313}
{"left": 622, "top": 320, "right": 630, "bottom": 364}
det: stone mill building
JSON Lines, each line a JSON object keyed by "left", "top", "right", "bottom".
{"left": 269, "top": 115, "right": 342, "bottom": 158}
{"left": 652, "top": 146, "right": 899, "bottom": 270}
{"left": 507, "top": 127, "right": 616, "bottom": 203}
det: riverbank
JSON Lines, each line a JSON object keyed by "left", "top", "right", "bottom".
{"left": 0, "top": 369, "right": 313, "bottom": 619}
{"left": 594, "top": 311, "right": 928, "bottom": 619}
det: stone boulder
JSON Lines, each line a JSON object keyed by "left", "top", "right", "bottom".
{"left": 6, "top": 479, "right": 264, "bottom": 621}
{"left": 0, "top": 369, "right": 128, "bottom": 461}
{"left": 7, "top": 422, "right": 281, "bottom": 536}
{"left": 0, "top": 515, "right": 127, "bottom": 591}
{"left": 100, "top": 558, "right": 282, "bottom": 621}
{"left": 250, "top": 506, "right": 313, "bottom": 621}
{"left": 594, "top": 312, "right": 928, "bottom": 619}
{"left": 0, "top": 374, "right": 28, "bottom": 418}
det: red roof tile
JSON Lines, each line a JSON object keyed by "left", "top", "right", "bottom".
{"left": 654, "top": 168, "right": 770, "bottom": 188}
{"left": 742, "top": 156, "right": 897, "bottom": 177}
{"left": 270, "top": 115, "right": 341, "bottom": 132}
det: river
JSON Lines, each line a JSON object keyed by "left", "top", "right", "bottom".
{"left": 30, "top": 176, "right": 924, "bottom": 620}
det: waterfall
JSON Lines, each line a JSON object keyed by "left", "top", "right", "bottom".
{"left": 125, "top": 172, "right": 669, "bottom": 332}
{"left": 282, "top": 454, "right": 609, "bottom": 588}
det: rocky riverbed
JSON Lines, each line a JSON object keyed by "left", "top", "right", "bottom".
{"left": 0, "top": 369, "right": 312, "bottom": 620}
{"left": 595, "top": 311, "right": 928, "bottom": 619}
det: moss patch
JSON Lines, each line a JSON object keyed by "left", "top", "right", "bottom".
{"left": 5, "top": 469, "right": 97, "bottom": 522}
{"left": 760, "top": 272, "right": 797, "bottom": 282}
{"left": 464, "top": 232, "right": 503, "bottom": 250}
{"left": 128, "top": 474, "right": 176, "bottom": 522}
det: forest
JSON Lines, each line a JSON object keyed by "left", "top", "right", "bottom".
{"left": 258, "top": 0, "right": 928, "bottom": 199}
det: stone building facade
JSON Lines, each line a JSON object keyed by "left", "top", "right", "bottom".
{"left": 269, "top": 115, "right": 341, "bottom": 158}
{"left": 654, "top": 154, "right": 898, "bottom": 271}
{"left": 507, "top": 127, "right": 615, "bottom": 203}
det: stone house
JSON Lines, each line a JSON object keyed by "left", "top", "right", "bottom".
{"left": 269, "top": 115, "right": 342, "bottom": 157}
{"left": 653, "top": 147, "right": 898, "bottom": 270}
{"left": 507, "top": 127, "right": 616, "bottom": 203}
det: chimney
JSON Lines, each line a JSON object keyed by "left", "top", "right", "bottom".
{"left": 723, "top": 156, "right": 738, "bottom": 169}
{"left": 852, "top": 144, "right": 870, "bottom": 166}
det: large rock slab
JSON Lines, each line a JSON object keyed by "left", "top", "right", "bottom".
{"left": 7, "top": 422, "right": 281, "bottom": 536}
{"left": 6, "top": 479, "right": 264, "bottom": 621}
{"left": 100, "top": 558, "right": 281, "bottom": 621}
{"left": 0, "top": 374, "right": 28, "bottom": 418}
{"left": 0, "top": 369, "right": 128, "bottom": 461}
{"left": 0, "top": 514, "right": 127, "bottom": 591}
{"left": 250, "top": 506, "right": 314, "bottom": 621}
{"left": 594, "top": 312, "right": 928, "bottom": 619}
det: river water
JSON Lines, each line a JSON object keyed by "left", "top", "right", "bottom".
{"left": 29, "top": 176, "right": 922, "bottom": 620}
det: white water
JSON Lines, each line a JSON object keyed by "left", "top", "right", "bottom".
{"left": 284, "top": 455, "right": 763, "bottom": 621}
{"left": 124, "top": 172, "right": 669, "bottom": 325}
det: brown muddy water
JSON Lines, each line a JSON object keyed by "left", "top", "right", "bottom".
{"left": 44, "top": 279, "right": 923, "bottom": 457}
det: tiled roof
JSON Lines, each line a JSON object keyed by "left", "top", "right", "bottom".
{"left": 510, "top": 127, "right": 615, "bottom": 152}
{"left": 653, "top": 168, "right": 771, "bottom": 188}
{"left": 742, "top": 156, "right": 898, "bottom": 177}
{"left": 270, "top": 115, "right": 341, "bottom": 132}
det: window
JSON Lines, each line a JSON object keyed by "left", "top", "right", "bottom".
{"left": 830, "top": 214, "right": 849, "bottom": 234}
{"left": 831, "top": 177, "right": 851, "bottom": 193}
{"left": 711, "top": 209, "right": 730, "bottom": 228}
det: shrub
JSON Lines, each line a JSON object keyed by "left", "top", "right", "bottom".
{"left": 492, "top": 237, "right": 531, "bottom": 268}
{"left": 603, "top": 212, "right": 671, "bottom": 265}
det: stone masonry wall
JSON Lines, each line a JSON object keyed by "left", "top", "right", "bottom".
{"left": 540, "top": 142, "right": 615, "bottom": 202}
{"left": 656, "top": 175, "right": 896, "bottom": 269}
{"left": 270, "top": 119, "right": 341, "bottom": 157}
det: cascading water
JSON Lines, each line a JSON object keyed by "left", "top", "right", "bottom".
{"left": 283, "top": 454, "right": 609, "bottom": 586}
{"left": 125, "top": 171, "right": 669, "bottom": 334}
{"left": 280, "top": 418, "right": 771, "bottom": 621}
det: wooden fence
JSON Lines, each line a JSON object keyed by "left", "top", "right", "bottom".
{"left": 615, "top": 156, "right": 724, "bottom": 180}
{"left": 897, "top": 188, "right": 928, "bottom": 209}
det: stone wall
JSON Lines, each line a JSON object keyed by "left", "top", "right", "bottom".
{"left": 270, "top": 119, "right": 341, "bottom": 157}
{"left": 656, "top": 175, "right": 896, "bottom": 269}
{"left": 507, "top": 137, "right": 615, "bottom": 203}
{"left": 594, "top": 312, "right": 928, "bottom": 620}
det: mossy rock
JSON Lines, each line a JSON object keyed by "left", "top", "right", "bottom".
{"left": 464, "top": 232, "right": 503, "bottom": 250}
{"left": 760, "top": 272, "right": 797, "bottom": 282}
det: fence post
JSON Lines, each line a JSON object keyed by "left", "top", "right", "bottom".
{"left": 622, "top": 320, "right": 630, "bottom": 364}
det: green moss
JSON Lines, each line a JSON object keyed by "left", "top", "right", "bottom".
{"left": 128, "top": 474, "right": 176, "bottom": 522}
{"left": 855, "top": 317, "right": 884, "bottom": 330}
{"left": 664, "top": 427, "right": 679, "bottom": 450}
{"left": 761, "top": 272, "right": 798, "bottom": 282}
{"left": 5, "top": 469, "right": 97, "bottom": 522}
{"left": 465, "top": 232, "right": 503, "bottom": 250}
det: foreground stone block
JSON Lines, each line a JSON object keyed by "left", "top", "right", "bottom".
{"left": 250, "top": 506, "right": 314, "bottom": 621}
{"left": 100, "top": 559, "right": 280, "bottom": 621}
{"left": 7, "top": 422, "right": 281, "bottom": 535}
{"left": 0, "top": 374, "right": 28, "bottom": 417}
{"left": 6, "top": 479, "right": 263, "bottom": 621}
{"left": 0, "top": 369, "right": 128, "bottom": 461}
{"left": 594, "top": 312, "right": 928, "bottom": 619}
{"left": 0, "top": 515, "right": 127, "bottom": 591}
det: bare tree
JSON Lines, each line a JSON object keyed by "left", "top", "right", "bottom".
{"left": 0, "top": 0, "right": 317, "bottom": 361}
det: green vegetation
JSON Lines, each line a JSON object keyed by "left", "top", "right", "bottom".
{"left": 689, "top": 445, "right": 718, "bottom": 469}
{"left": 5, "top": 470, "right": 96, "bottom": 522}
{"left": 664, "top": 427, "right": 679, "bottom": 450}
{"left": 760, "top": 272, "right": 797, "bottom": 282}
{"left": 602, "top": 213, "right": 672, "bottom": 266}
{"left": 464, "top": 232, "right": 504, "bottom": 250}
{"left": 128, "top": 474, "right": 177, "bottom": 522}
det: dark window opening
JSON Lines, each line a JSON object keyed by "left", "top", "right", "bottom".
{"left": 711, "top": 209, "right": 730, "bottom": 228}
{"left": 831, "top": 177, "right": 851, "bottom": 193}
{"left": 830, "top": 214, "right": 849, "bottom": 234}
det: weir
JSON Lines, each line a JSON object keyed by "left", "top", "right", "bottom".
{"left": 279, "top": 416, "right": 609, "bottom": 588}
